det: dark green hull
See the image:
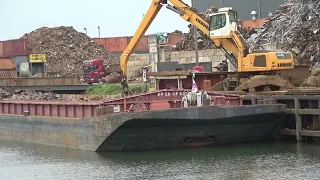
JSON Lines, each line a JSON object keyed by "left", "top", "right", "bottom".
{"left": 97, "top": 113, "right": 285, "bottom": 151}
{"left": 0, "top": 105, "right": 286, "bottom": 152}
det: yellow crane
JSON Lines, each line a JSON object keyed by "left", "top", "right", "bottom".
{"left": 120, "top": 0, "right": 294, "bottom": 95}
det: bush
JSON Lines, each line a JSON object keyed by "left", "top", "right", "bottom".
{"left": 86, "top": 83, "right": 148, "bottom": 95}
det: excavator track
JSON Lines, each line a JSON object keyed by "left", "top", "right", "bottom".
{"left": 234, "top": 75, "right": 295, "bottom": 92}
{"left": 210, "top": 74, "right": 295, "bottom": 92}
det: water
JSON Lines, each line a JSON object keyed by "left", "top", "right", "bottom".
{"left": 0, "top": 140, "right": 320, "bottom": 180}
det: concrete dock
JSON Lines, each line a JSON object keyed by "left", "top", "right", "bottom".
{"left": 243, "top": 94, "right": 320, "bottom": 141}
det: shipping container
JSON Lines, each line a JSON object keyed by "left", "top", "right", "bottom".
{"left": 105, "top": 37, "right": 129, "bottom": 53}
{"left": 0, "top": 57, "right": 15, "bottom": 70}
{"left": 168, "top": 33, "right": 183, "bottom": 46}
{"left": 128, "top": 35, "right": 149, "bottom": 52}
{"left": 94, "top": 34, "right": 182, "bottom": 54}
{"left": 0, "top": 42, "right": 3, "bottom": 57}
{"left": 0, "top": 57, "right": 17, "bottom": 78}
{"left": 1, "top": 39, "right": 28, "bottom": 57}
{"left": 93, "top": 38, "right": 106, "bottom": 49}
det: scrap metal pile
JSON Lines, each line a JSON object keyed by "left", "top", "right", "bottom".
{"left": 0, "top": 87, "right": 77, "bottom": 101}
{"left": 22, "top": 26, "right": 117, "bottom": 79}
{"left": 173, "top": 6, "right": 252, "bottom": 51}
{"left": 173, "top": 6, "right": 218, "bottom": 51}
{"left": 249, "top": 0, "right": 320, "bottom": 66}
{"left": 101, "top": 72, "right": 121, "bottom": 83}
{"left": 303, "top": 69, "right": 320, "bottom": 87}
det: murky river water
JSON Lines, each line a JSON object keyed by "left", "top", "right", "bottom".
{"left": 0, "top": 140, "right": 320, "bottom": 180}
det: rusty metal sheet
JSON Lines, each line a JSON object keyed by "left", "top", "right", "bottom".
{"left": 1, "top": 39, "right": 28, "bottom": 57}
{"left": 0, "top": 57, "right": 15, "bottom": 69}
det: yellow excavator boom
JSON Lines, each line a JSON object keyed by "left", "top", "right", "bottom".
{"left": 120, "top": 0, "right": 226, "bottom": 95}
{"left": 120, "top": 0, "right": 294, "bottom": 95}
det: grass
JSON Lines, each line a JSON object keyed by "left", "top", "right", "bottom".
{"left": 86, "top": 83, "right": 149, "bottom": 95}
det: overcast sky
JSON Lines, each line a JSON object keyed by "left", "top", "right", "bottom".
{"left": 1, "top": 0, "right": 193, "bottom": 40}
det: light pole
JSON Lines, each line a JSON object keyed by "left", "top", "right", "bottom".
{"left": 84, "top": 28, "right": 87, "bottom": 35}
{"left": 221, "top": 0, "right": 224, "bottom": 7}
{"left": 98, "top": 26, "right": 100, "bottom": 38}
{"left": 258, "top": 0, "right": 261, "bottom": 19}
{"left": 191, "top": 0, "right": 199, "bottom": 66}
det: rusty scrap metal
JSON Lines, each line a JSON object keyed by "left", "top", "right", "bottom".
{"left": 0, "top": 87, "right": 78, "bottom": 101}
{"left": 173, "top": 6, "right": 218, "bottom": 51}
{"left": 249, "top": 0, "right": 320, "bottom": 66}
{"left": 22, "top": 26, "right": 117, "bottom": 80}
{"left": 173, "top": 5, "right": 254, "bottom": 51}
{"left": 100, "top": 72, "right": 121, "bottom": 83}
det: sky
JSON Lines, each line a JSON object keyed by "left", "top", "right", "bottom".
{"left": 0, "top": 0, "right": 193, "bottom": 40}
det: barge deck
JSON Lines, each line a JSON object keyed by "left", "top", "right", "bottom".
{"left": 0, "top": 90, "right": 286, "bottom": 152}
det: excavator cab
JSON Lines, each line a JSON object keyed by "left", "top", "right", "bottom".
{"left": 209, "top": 8, "right": 238, "bottom": 37}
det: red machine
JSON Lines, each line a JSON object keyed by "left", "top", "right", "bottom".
{"left": 83, "top": 59, "right": 121, "bottom": 84}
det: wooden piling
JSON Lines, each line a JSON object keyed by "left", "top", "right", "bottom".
{"left": 294, "top": 98, "right": 303, "bottom": 141}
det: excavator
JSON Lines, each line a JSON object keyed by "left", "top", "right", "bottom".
{"left": 119, "top": 0, "right": 294, "bottom": 96}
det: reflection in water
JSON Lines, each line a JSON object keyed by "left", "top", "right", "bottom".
{"left": 0, "top": 140, "right": 320, "bottom": 180}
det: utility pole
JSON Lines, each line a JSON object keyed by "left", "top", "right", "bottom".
{"left": 98, "top": 26, "right": 100, "bottom": 38}
{"left": 84, "top": 28, "right": 87, "bottom": 35}
{"left": 191, "top": 0, "right": 199, "bottom": 66}
{"left": 221, "top": 0, "right": 224, "bottom": 7}
{"left": 258, "top": 0, "right": 261, "bottom": 19}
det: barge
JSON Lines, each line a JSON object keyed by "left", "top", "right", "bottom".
{"left": 0, "top": 90, "right": 286, "bottom": 152}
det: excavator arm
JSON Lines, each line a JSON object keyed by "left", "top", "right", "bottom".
{"left": 120, "top": 0, "right": 247, "bottom": 95}
{"left": 120, "top": 0, "right": 163, "bottom": 95}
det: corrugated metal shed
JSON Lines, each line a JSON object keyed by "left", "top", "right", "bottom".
{"left": 1, "top": 39, "right": 28, "bottom": 57}
{"left": 0, "top": 57, "right": 15, "bottom": 70}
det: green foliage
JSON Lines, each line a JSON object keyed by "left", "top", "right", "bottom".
{"left": 86, "top": 83, "right": 149, "bottom": 95}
